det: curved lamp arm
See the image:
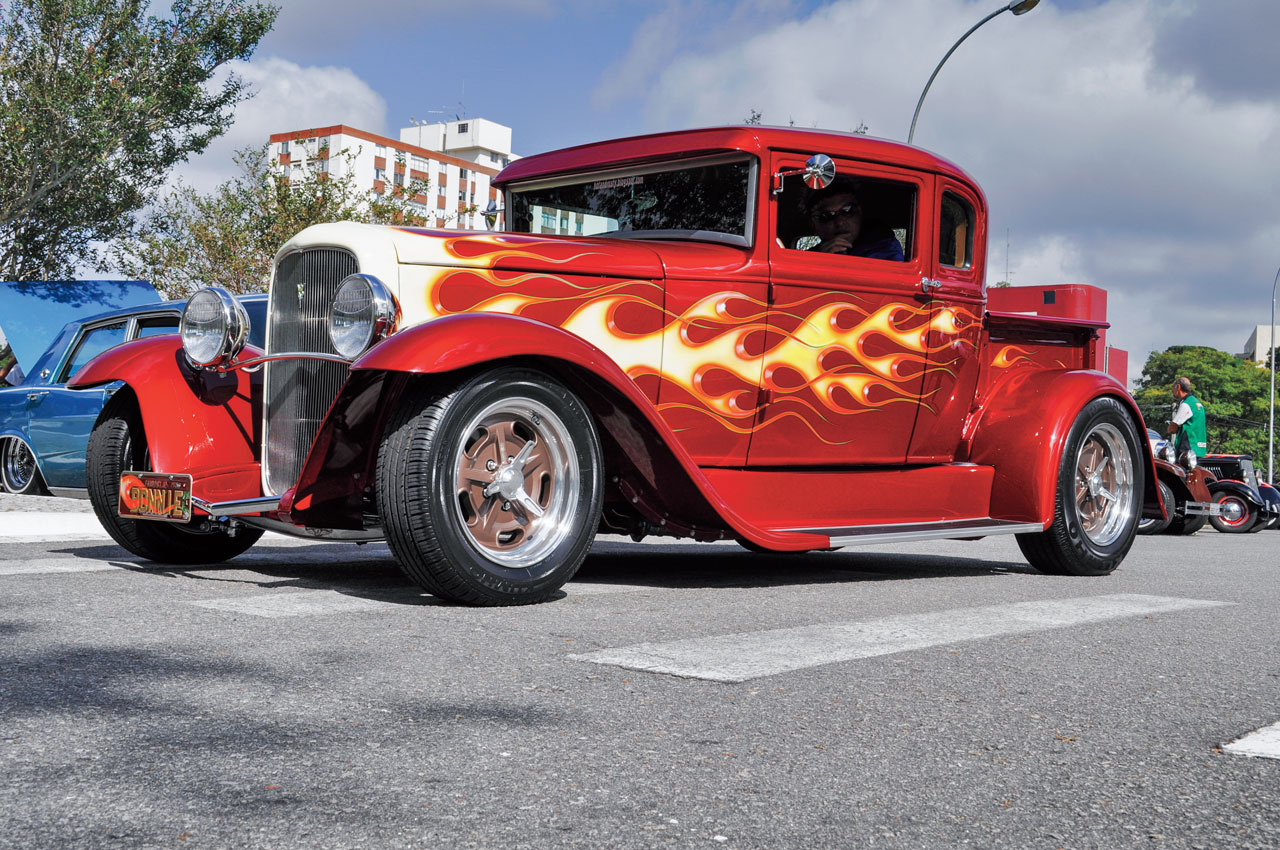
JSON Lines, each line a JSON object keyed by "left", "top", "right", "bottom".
{"left": 908, "top": 1, "right": 1040, "bottom": 145}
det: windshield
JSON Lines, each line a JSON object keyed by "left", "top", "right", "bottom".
{"left": 505, "top": 154, "right": 755, "bottom": 246}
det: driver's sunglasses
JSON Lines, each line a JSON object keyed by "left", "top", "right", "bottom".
{"left": 811, "top": 202, "right": 860, "bottom": 223}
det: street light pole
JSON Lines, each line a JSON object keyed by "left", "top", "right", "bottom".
{"left": 1270, "top": 264, "right": 1279, "bottom": 484}
{"left": 908, "top": 0, "right": 1041, "bottom": 145}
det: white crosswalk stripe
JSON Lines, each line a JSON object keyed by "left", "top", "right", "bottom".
{"left": 1224, "top": 722, "right": 1280, "bottom": 760}
{"left": 189, "top": 589, "right": 402, "bottom": 618}
{"left": 0, "top": 511, "right": 110, "bottom": 540}
{"left": 570, "top": 594, "right": 1233, "bottom": 682}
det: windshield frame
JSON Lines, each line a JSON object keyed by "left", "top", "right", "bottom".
{"left": 502, "top": 152, "right": 759, "bottom": 248}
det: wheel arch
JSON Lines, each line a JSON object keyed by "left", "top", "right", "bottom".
{"left": 291, "top": 315, "right": 825, "bottom": 549}
{"left": 967, "top": 369, "right": 1159, "bottom": 525}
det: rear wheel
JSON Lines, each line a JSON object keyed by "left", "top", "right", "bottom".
{"left": 1017, "top": 398, "right": 1141, "bottom": 576}
{"left": 1136, "top": 479, "right": 1174, "bottom": 536}
{"left": 1, "top": 437, "right": 49, "bottom": 496}
{"left": 377, "top": 368, "right": 603, "bottom": 606}
{"left": 1209, "top": 493, "right": 1256, "bottom": 534}
{"left": 86, "top": 397, "right": 263, "bottom": 563}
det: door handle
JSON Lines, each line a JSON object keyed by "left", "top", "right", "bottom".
{"left": 26, "top": 391, "right": 48, "bottom": 401}
{"left": 921, "top": 277, "right": 943, "bottom": 293}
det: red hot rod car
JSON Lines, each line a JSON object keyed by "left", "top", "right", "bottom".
{"left": 70, "top": 126, "right": 1160, "bottom": 605}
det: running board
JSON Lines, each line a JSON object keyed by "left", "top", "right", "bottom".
{"left": 783, "top": 518, "right": 1045, "bottom": 548}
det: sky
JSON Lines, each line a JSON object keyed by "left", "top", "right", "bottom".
{"left": 179, "top": 0, "right": 1280, "bottom": 381}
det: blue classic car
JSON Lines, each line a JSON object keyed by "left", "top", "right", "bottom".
{"left": 0, "top": 281, "right": 265, "bottom": 496}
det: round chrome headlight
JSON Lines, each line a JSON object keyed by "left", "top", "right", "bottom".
{"left": 328, "top": 274, "right": 400, "bottom": 360}
{"left": 181, "top": 287, "right": 248, "bottom": 368}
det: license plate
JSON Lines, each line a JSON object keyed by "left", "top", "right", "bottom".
{"left": 118, "top": 471, "right": 193, "bottom": 523}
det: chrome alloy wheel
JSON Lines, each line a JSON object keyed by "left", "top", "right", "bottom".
{"left": 2, "top": 438, "right": 38, "bottom": 493}
{"left": 1074, "top": 422, "right": 1136, "bottom": 547}
{"left": 452, "top": 396, "right": 580, "bottom": 568}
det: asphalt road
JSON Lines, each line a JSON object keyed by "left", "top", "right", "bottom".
{"left": 1, "top": 496, "right": 1277, "bottom": 849}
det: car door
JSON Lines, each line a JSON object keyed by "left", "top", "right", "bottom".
{"left": 748, "top": 153, "right": 934, "bottom": 465}
{"left": 906, "top": 178, "right": 986, "bottom": 462}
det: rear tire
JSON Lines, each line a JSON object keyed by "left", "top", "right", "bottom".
{"left": 2, "top": 437, "right": 50, "bottom": 496}
{"left": 1136, "top": 479, "right": 1174, "bottom": 536}
{"left": 1017, "top": 398, "right": 1141, "bottom": 576}
{"left": 376, "top": 368, "right": 603, "bottom": 606}
{"left": 86, "top": 397, "right": 263, "bottom": 563}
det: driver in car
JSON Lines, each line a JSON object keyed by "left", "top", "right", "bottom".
{"left": 805, "top": 177, "right": 904, "bottom": 261}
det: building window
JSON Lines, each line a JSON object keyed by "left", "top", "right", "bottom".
{"left": 394, "top": 172, "right": 404, "bottom": 188}
{"left": 376, "top": 145, "right": 386, "bottom": 157}
{"left": 374, "top": 167, "right": 386, "bottom": 182}
{"left": 456, "top": 123, "right": 468, "bottom": 134}
{"left": 280, "top": 140, "right": 290, "bottom": 153}
{"left": 459, "top": 168, "right": 469, "bottom": 181}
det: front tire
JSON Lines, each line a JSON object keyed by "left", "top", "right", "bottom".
{"left": 86, "top": 397, "right": 263, "bottom": 563}
{"left": 2, "top": 437, "right": 50, "bottom": 496}
{"left": 1017, "top": 397, "right": 1142, "bottom": 576}
{"left": 376, "top": 367, "right": 603, "bottom": 606}
{"left": 1208, "top": 493, "right": 1256, "bottom": 534}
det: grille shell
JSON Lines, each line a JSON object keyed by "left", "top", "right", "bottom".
{"left": 263, "top": 248, "right": 359, "bottom": 496}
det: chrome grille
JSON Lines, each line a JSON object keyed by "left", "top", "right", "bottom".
{"left": 263, "top": 248, "right": 358, "bottom": 496}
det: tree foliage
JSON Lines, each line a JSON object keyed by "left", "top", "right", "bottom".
{"left": 111, "top": 144, "right": 439, "bottom": 298}
{"left": 0, "top": 0, "right": 277, "bottom": 279}
{"left": 1133, "top": 345, "right": 1279, "bottom": 459}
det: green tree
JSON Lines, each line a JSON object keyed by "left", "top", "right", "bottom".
{"left": 112, "top": 144, "right": 438, "bottom": 298}
{"left": 1133, "top": 345, "right": 1276, "bottom": 458}
{"left": 0, "top": 0, "right": 278, "bottom": 279}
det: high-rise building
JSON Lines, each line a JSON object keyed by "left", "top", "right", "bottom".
{"left": 268, "top": 118, "right": 518, "bottom": 230}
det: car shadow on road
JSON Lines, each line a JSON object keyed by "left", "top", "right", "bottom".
{"left": 45, "top": 536, "right": 1035, "bottom": 607}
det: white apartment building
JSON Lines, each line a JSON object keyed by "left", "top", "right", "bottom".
{"left": 1242, "top": 325, "right": 1278, "bottom": 363}
{"left": 268, "top": 118, "right": 518, "bottom": 230}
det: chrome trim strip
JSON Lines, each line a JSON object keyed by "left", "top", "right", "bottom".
{"left": 192, "top": 495, "right": 282, "bottom": 517}
{"left": 1183, "top": 502, "right": 1223, "bottom": 517}
{"left": 234, "top": 515, "right": 384, "bottom": 541}
{"left": 782, "top": 518, "right": 1045, "bottom": 548}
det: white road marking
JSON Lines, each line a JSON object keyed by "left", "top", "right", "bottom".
{"left": 189, "top": 589, "right": 401, "bottom": 618}
{"left": 0, "top": 512, "right": 108, "bottom": 539}
{"left": 570, "top": 594, "right": 1232, "bottom": 682}
{"left": 1224, "top": 722, "right": 1280, "bottom": 760}
{"left": 0, "top": 558, "right": 126, "bottom": 576}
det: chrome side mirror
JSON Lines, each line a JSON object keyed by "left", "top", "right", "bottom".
{"left": 482, "top": 199, "right": 504, "bottom": 230}
{"left": 772, "top": 154, "right": 835, "bottom": 196}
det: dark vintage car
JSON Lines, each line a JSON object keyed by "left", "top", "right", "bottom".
{"left": 1197, "top": 454, "right": 1280, "bottom": 533}
{"left": 1137, "top": 453, "right": 1218, "bottom": 536}
{"left": 0, "top": 281, "right": 265, "bottom": 496}
{"left": 71, "top": 126, "right": 1161, "bottom": 605}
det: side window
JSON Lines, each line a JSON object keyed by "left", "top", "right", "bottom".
{"left": 59, "top": 322, "right": 127, "bottom": 382}
{"left": 939, "top": 192, "right": 975, "bottom": 269}
{"left": 777, "top": 168, "right": 915, "bottom": 262}
{"left": 134, "top": 316, "right": 180, "bottom": 339}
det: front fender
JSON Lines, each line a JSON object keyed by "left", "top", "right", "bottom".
{"left": 1207, "top": 479, "right": 1265, "bottom": 509}
{"left": 294, "top": 314, "right": 826, "bottom": 550}
{"left": 67, "top": 336, "right": 263, "bottom": 503}
{"left": 967, "top": 369, "right": 1158, "bottom": 525}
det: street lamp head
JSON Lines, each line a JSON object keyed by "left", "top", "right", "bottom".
{"left": 1009, "top": 0, "right": 1040, "bottom": 14}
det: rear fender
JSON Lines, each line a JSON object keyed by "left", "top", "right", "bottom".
{"left": 291, "top": 315, "right": 826, "bottom": 550}
{"left": 966, "top": 369, "right": 1159, "bottom": 524}
{"left": 67, "top": 336, "right": 263, "bottom": 504}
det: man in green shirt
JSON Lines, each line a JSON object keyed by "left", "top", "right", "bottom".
{"left": 1167, "top": 377, "right": 1208, "bottom": 462}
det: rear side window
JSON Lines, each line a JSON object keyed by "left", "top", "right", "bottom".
{"left": 134, "top": 316, "right": 180, "bottom": 339}
{"left": 939, "top": 192, "right": 974, "bottom": 269}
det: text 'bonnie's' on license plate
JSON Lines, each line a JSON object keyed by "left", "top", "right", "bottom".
{"left": 118, "top": 472, "right": 193, "bottom": 523}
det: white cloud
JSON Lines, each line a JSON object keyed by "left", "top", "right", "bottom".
{"left": 606, "top": 0, "right": 1280, "bottom": 371}
{"left": 178, "top": 57, "right": 388, "bottom": 193}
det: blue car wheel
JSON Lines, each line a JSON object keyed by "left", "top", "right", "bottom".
{"left": 2, "top": 437, "right": 48, "bottom": 496}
